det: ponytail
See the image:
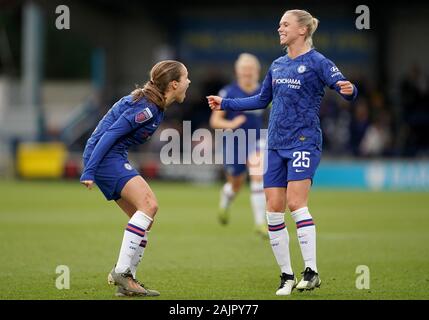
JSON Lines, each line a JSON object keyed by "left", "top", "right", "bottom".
{"left": 307, "top": 17, "right": 319, "bottom": 47}
{"left": 131, "top": 81, "right": 165, "bottom": 107}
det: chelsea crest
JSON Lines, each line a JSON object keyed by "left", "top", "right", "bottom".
{"left": 297, "top": 65, "right": 306, "bottom": 73}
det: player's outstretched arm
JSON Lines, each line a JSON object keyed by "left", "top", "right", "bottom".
{"left": 207, "top": 69, "right": 273, "bottom": 112}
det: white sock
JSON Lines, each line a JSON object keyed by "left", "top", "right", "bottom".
{"left": 115, "top": 211, "right": 153, "bottom": 274}
{"left": 220, "top": 182, "right": 235, "bottom": 210}
{"left": 130, "top": 232, "right": 148, "bottom": 279}
{"left": 266, "top": 212, "right": 293, "bottom": 275}
{"left": 291, "top": 207, "right": 317, "bottom": 272}
{"left": 250, "top": 181, "right": 266, "bottom": 226}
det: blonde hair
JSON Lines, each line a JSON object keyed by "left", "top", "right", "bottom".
{"left": 285, "top": 9, "right": 319, "bottom": 47}
{"left": 131, "top": 60, "right": 185, "bottom": 109}
{"left": 234, "top": 53, "right": 261, "bottom": 72}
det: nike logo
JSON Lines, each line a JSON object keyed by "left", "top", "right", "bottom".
{"left": 295, "top": 169, "right": 305, "bottom": 173}
{"left": 152, "top": 123, "right": 157, "bottom": 127}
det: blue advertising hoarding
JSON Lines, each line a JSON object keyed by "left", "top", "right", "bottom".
{"left": 177, "top": 17, "right": 375, "bottom": 66}
{"left": 315, "top": 160, "right": 429, "bottom": 190}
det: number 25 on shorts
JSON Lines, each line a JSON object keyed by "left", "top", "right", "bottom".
{"left": 292, "top": 151, "right": 310, "bottom": 168}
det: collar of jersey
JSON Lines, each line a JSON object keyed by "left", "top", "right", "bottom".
{"left": 285, "top": 48, "right": 315, "bottom": 61}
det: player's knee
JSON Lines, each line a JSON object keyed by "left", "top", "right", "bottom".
{"left": 266, "top": 198, "right": 285, "bottom": 213}
{"left": 138, "top": 197, "right": 158, "bottom": 217}
{"left": 231, "top": 184, "right": 241, "bottom": 193}
{"left": 287, "top": 200, "right": 305, "bottom": 213}
{"left": 147, "top": 199, "right": 158, "bottom": 216}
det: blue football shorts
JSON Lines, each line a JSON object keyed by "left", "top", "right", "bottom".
{"left": 263, "top": 147, "right": 321, "bottom": 188}
{"left": 83, "top": 156, "right": 139, "bottom": 201}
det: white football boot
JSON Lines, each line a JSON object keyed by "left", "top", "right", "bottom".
{"left": 296, "top": 267, "right": 321, "bottom": 291}
{"left": 276, "top": 273, "right": 297, "bottom": 296}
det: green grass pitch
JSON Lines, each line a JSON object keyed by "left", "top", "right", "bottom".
{"left": 0, "top": 179, "right": 428, "bottom": 300}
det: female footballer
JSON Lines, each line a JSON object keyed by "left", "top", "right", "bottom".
{"left": 209, "top": 53, "right": 267, "bottom": 237}
{"left": 208, "top": 9, "right": 357, "bottom": 295}
{"left": 80, "top": 60, "right": 191, "bottom": 297}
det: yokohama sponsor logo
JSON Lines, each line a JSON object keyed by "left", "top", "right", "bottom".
{"left": 274, "top": 78, "right": 301, "bottom": 85}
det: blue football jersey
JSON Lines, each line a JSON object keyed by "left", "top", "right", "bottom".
{"left": 221, "top": 49, "right": 358, "bottom": 150}
{"left": 81, "top": 95, "right": 164, "bottom": 181}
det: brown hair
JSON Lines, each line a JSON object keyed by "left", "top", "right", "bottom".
{"left": 285, "top": 9, "right": 319, "bottom": 47}
{"left": 131, "top": 60, "right": 185, "bottom": 109}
